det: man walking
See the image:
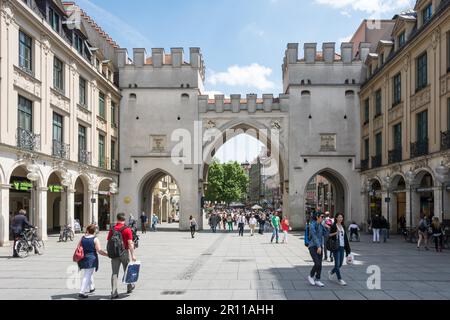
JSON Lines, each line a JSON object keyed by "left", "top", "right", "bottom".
{"left": 140, "top": 212, "right": 148, "bottom": 234}
{"left": 209, "top": 213, "right": 219, "bottom": 233}
{"left": 271, "top": 212, "right": 281, "bottom": 243}
{"left": 152, "top": 214, "right": 159, "bottom": 232}
{"left": 11, "top": 209, "right": 31, "bottom": 257}
{"left": 238, "top": 213, "right": 246, "bottom": 237}
{"left": 372, "top": 214, "right": 382, "bottom": 243}
{"left": 107, "top": 213, "right": 137, "bottom": 299}
{"left": 380, "top": 215, "right": 388, "bottom": 243}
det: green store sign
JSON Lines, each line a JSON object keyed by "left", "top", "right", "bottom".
{"left": 12, "top": 181, "right": 33, "bottom": 191}
{"left": 48, "top": 185, "right": 64, "bottom": 193}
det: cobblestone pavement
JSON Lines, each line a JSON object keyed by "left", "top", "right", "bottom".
{"left": 0, "top": 227, "right": 449, "bottom": 300}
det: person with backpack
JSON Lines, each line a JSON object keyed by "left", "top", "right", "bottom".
{"left": 327, "top": 213, "right": 352, "bottom": 286}
{"left": 77, "top": 224, "right": 108, "bottom": 299}
{"left": 307, "top": 212, "right": 326, "bottom": 287}
{"left": 189, "top": 215, "right": 197, "bottom": 238}
{"left": 417, "top": 214, "right": 430, "bottom": 251}
{"left": 107, "top": 213, "right": 137, "bottom": 299}
{"left": 152, "top": 214, "right": 159, "bottom": 232}
{"left": 140, "top": 212, "right": 148, "bottom": 234}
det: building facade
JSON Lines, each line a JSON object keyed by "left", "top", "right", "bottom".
{"left": 359, "top": 0, "right": 450, "bottom": 231}
{"left": 0, "top": 0, "right": 121, "bottom": 246}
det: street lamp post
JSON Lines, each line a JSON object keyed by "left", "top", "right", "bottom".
{"left": 383, "top": 175, "right": 391, "bottom": 239}
{"left": 26, "top": 163, "right": 40, "bottom": 227}
{"left": 405, "top": 169, "right": 415, "bottom": 232}
{"left": 109, "top": 182, "right": 118, "bottom": 226}
{"left": 366, "top": 179, "right": 372, "bottom": 231}
{"left": 61, "top": 171, "right": 71, "bottom": 229}
{"left": 435, "top": 162, "right": 449, "bottom": 221}
{"left": 88, "top": 181, "right": 96, "bottom": 225}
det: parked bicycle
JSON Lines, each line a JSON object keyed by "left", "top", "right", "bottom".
{"left": 402, "top": 227, "right": 418, "bottom": 243}
{"left": 59, "top": 225, "right": 75, "bottom": 242}
{"left": 15, "top": 227, "right": 44, "bottom": 258}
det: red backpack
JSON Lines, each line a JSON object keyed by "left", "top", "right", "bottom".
{"left": 73, "top": 238, "right": 84, "bottom": 262}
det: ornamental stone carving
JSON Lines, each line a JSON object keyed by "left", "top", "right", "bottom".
{"left": 431, "top": 27, "right": 441, "bottom": 50}
{"left": 205, "top": 120, "right": 216, "bottom": 129}
{"left": 403, "top": 54, "right": 410, "bottom": 72}
{"left": 411, "top": 86, "right": 431, "bottom": 112}
{"left": 271, "top": 120, "right": 281, "bottom": 130}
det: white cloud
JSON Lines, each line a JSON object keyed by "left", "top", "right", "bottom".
{"left": 76, "top": 0, "right": 152, "bottom": 49}
{"left": 207, "top": 64, "right": 275, "bottom": 91}
{"left": 315, "top": 0, "right": 415, "bottom": 16}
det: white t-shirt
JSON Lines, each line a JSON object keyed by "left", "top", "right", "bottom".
{"left": 249, "top": 217, "right": 257, "bottom": 225}
{"left": 337, "top": 224, "right": 345, "bottom": 247}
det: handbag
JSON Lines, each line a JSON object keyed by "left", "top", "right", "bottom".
{"left": 326, "top": 236, "right": 339, "bottom": 252}
{"left": 72, "top": 239, "right": 84, "bottom": 263}
{"left": 123, "top": 261, "right": 141, "bottom": 284}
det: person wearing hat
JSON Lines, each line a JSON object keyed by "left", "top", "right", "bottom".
{"left": 307, "top": 212, "right": 327, "bottom": 287}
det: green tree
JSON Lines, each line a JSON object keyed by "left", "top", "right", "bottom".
{"left": 205, "top": 159, "right": 249, "bottom": 205}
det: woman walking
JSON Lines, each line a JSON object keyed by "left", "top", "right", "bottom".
{"left": 328, "top": 213, "right": 351, "bottom": 286}
{"left": 417, "top": 215, "right": 430, "bottom": 250}
{"left": 227, "top": 214, "right": 233, "bottom": 232}
{"left": 431, "top": 217, "right": 443, "bottom": 252}
{"left": 77, "top": 224, "right": 108, "bottom": 298}
{"left": 189, "top": 215, "right": 197, "bottom": 238}
{"left": 249, "top": 215, "right": 257, "bottom": 236}
{"left": 281, "top": 216, "right": 290, "bottom": 244}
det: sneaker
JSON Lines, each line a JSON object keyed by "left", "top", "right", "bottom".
{"left": 338, "top": 279, "right": 347, "bottom": 286}
{"left": 127, "top": 284, "right": 135, "bottom": 294}
{"left": 307, "top": 276, "right": 316, "bottom": 286}
{"left": 89, "top": 288, "right": 95, "bottom": 294}
{"left": 315, "top": 280, "right": 325, "bottom": 287}
{"left": 78, "top": 293, "right": 89, "bottom": 299}
{"left": 328, "top": 270, "right": 335, "bottom": 281}
{"left": 111, "top": 294, "right": 119, "bottom": 300}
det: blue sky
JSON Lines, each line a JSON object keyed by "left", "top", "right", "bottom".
{"left": 75, "top": 0, "right": 416, "bottom": 163}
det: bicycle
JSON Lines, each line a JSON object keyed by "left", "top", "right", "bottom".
{"left": 402, "top": 227, "right": 418, "bottom": 244}
{"left": 15, "top": 227, "right": 45, "bottom": 258}
{"left": 59, "top": 225, "right": 75, "bottom": 242}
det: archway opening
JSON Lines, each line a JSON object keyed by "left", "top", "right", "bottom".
{"left": 47, "top": 172, "right": 64, "bottom": 234}
{"left": 417, "top": 172, "right": 434, "bottom": 220}
{"left": 369, "top": 179, "right": 382, "bottom": 220}
{"left": 304, "top": 170, "right": 347, "bottom": 221}
{"left": 74, "top": 176, "right": 89, "bottom": 231}
{"left": 9, "top": 166, "right": 35, "bottom": 228}
{"left": 98, "top": 179, "right": 112, "bottom": 231}
{"left": 392, "top": 176, "right": 406, "bottom": 233}
{"left": 140, "top": 172, "right": 180, "bottom": 227}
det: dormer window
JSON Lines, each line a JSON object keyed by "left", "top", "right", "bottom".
{"left": 398, "top": 31, "right": 406, "bottom": 48}
{"left": 74, "top": 34, "right": 84, "bottom": 55}
{"left": 422, "top": 3, "right": 432, "bottom": 25}
{"left": 380, "top": 53, "right": 384, "bottom": 65}
{"left": 49, "top": 7, "right": 60, "bottom": 33}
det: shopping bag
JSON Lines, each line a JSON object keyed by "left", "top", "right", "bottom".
{"left": 123, "top": 261, "right": 141, "bottom": 284}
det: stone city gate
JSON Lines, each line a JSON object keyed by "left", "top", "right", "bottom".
{"left": 116, "top": 43, "right": 363, "bottom": 230}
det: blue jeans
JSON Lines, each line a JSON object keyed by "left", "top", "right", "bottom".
{"left": 331, "top": 247, "right": 345, "bottom": 280}
{"left": 271, "top": 228, "right": 279, "bottom": 243}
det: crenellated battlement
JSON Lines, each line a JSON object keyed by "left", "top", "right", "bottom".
{"left": 117, "top": 47, "right": 206, "bottom": 80}
{"left": 198, "top": 94, "right": 289, "bottom": 114}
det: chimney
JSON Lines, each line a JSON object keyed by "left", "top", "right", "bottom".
{"left": 359, "top": 42, "right": 371, "bottom": 63}
{"left": 190, "top": 48, "right": 201, "bottom": 68}
{"left": 117, "top": 48, "right": 128, "bottom": 68}
{"left": 286, "top": 43, "right": 299, "bottom": 64}
{"left": 341, "top": 43, "right": 353, "bottom": 64}
{"left": 133, "top": 48, "right": 146, "bottom": 67}
{"left": 151, "top": 48, "right": 164, "bottom": 67}
{"left": 171, "top": 48, "right": 183, "bottom": 67}
{"left": 304, "top": 43, "right": 317, "bottom": 64}
{"left": 322, "top": 42, "right": 335, "bottom": 63}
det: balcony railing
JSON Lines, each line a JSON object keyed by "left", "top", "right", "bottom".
{"left": 410, "top": 139, "right": 429, "bottom": 159}
{"left": 17, "top": 128, "right": 41, "bottom": 152}
{"left": 388, "top": 148, "right": 402, "bottom": 164}
{"left": 361, "top": 159, "right": 369, "bottom": 171}
{"left": 441, "top": 131, "right": 450, "bottom": 151}
{"left": 52, "top": 140, "right": 70, "bottom": 160}
{"left": 111, "top": 159, "right": 120, "bottom": 172}
{"left": 78, "top": 149, "right": 92, "bottom": 165}
{"left": 99, "top": 157, "right": 107, "bottom": 170}
{"left": 371, "top": 155, "right": 382, "bottom": 169}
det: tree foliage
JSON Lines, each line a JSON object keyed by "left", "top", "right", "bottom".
{"left": 205, "top": 159, "right": 249, "bottom": 205}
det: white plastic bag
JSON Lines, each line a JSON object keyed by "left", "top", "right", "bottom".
{"left": 346, "top": 254, "right": 354, "bottom": 265}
